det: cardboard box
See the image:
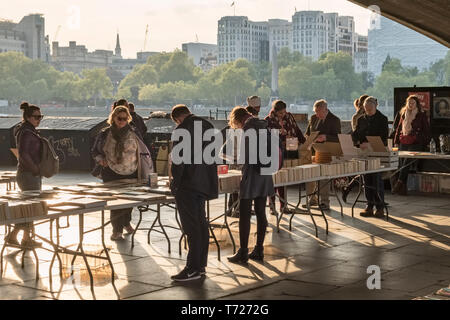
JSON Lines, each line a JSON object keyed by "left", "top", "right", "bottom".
{"left": 368, "top": 151, "right": 399, "bottom": 168}
{"left": 407, "top": 173, "right": 420, "bottom": 192}
{"left": 312, "top": 142, "right": 343, "bottom": 157}
{"left": 219, "top": 174, "right": 241, "bottom": 193}
{"left": 438, "top": 174, "right": 450, "bottom": 194}
{"left": 420, "top": 175, "right": 439, "bottom": 193}
{"left": 156, "top": 160, "right": 168, "bottom": 176}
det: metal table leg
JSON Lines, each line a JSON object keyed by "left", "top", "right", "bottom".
{"left": 352, "top": 176, "right": 363, "bottom": 218}
{"left": 132, "top": 206, "right": 145, "bottom": 248}
{"left": 101, "top": 210, "right": 119, "bottom": 299}
{"left": 77, "top": 214, "right": 96, "bottom": 300}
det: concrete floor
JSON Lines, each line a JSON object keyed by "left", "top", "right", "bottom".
{"left": 0, "top": 170, "right": 449, "bottom": 300}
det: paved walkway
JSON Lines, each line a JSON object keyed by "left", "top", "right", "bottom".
{"left": 0, "top": 171, "right": 448, "bottom": 300}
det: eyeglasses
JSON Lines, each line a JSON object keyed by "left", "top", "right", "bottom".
{"left": 116, "top": 117, "right": 128, "bottom": 122}
{"left": 32, "top": 115, "right": 44, "bottom": 120}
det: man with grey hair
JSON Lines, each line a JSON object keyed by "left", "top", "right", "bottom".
{"left": 247, "top": 96, "right": 261, "bottom": 117}
{"left": 303, "top": 99, "right": 341, "bottom": 210}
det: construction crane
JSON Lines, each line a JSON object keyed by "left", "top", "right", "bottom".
{"left": 53, "top": 25, "right": 61, "bottom": 42}
{"left": 143, "top": 24, "right": 149, "bottom": 51}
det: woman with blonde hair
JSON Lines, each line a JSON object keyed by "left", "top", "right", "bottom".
{"left": 92, "top": 106, "right": 153, "bottom": 240}
{"left": 392, "top": 95, "right": 430, "bottom": 195}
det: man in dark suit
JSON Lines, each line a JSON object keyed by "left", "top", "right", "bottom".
{"left": 352, "top": 96, "right": 388, "bottom": 219}
{"left": 170, "top": 105, "right": 218, "bottom": 281}
{"left": 128, "top": 102, "right": 147, "bottom": 139}
{"left": 304, "top": 99, "right": 341, "bottom": 210}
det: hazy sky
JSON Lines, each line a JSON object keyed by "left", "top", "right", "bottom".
{"left": 1, "top": 0, "right": 374, "bottom": 58}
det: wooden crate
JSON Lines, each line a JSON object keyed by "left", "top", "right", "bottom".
{"left": 368, "top": 151, "right": 399, "bottom": 168}
{"left": 219, "top": 174, "right": 241, "bottom": 193}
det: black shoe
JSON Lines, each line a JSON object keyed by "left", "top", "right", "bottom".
{"left": 342, "top": 187, "right": 350, "bottom": 203}
{"left": 318, "top": 203, "right": 330, "bottom": 211}
{"left": 302, "top": 199, "right": 318, "bottom": 209}
{"left": 360, "top": 207, "right": 374, "bottom": 217}
{"left": 374, "top": 208, "right": 385, "bottom": 219}
{"left": 200, "top": 267, "right": 206, "bottom": 275}
{"left": 248, "top": 246, "right": 264, "bottom": 261}
{"left": 4, "top": 235, "right": 20, "bottom": 246}
{"left": 171, "top": 268, "right": 201, "bottom": 282}
{"left": 227, "top": 248, "right": 248, "bottom": 264}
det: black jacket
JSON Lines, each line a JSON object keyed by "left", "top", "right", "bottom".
{"left": 14, "top": 121, "right": 41, "bottom": 176}
{"left": 352, "top": 110, "right": 389, "bottom": 146}
{"left": 131, "top": 112, "right": 147, "bottom": 139}
{"left": 305, "top": 111, "right": 341, "bottom": 143}
{"left": 239, "top": 117, "right": 275, "bottom": 199}
{"left": 170, "top": 114, "right": 218, "bottom": 200}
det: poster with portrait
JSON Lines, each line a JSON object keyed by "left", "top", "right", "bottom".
{"left": 433, "top": 97, "right": 450, "bottom": 119}
{"left": 409, "top": 91, "right": 430, "bottom": 119}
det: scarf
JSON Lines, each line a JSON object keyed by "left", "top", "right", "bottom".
{"left": 402, "top": 107, "right": 418, "bottom": 136}
{"left": 110, "top": 123, "right": 131, "bottom": 163}
{"left": 15, "top": 121, "right": 39, "bottom": 144}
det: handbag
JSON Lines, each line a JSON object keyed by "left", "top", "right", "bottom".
{"left": 286, "top": 137, "right": 299, "bottom": 151}
{"left": 399, "top": 134, "right": 416, "bottom": 145}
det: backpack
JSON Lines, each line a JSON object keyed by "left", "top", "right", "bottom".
{"left": 39, "top": 136, "right": 59, "bottom": 178}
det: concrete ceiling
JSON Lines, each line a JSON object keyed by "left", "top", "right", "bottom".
{"left": 348, "top": 0, "right": 450, "bottom": 47}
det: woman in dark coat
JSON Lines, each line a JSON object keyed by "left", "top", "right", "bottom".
{"left": 5, "top": 102, "right": 43, "bottom": 247}
{"left": 226, "top": 107, "right": 276, "bottom": 263}
{"left": 265, "top": 100, "right": 305, "bottom": 213}
{"left": 392, "top": 95, "right": 431, "bottom": 195}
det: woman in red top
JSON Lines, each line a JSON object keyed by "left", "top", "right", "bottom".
{"left": 265, "top": 100, "right": 306, "bottom": 214}
{"left": 392, "top": 95, "right": 431, "bottom": 195}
